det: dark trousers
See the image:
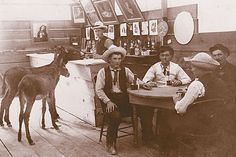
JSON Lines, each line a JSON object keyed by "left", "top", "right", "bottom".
{"left": 137, "top": 106, "right": 154, "bottom": 142}
{"left": 102, "top": 93, "right": 132, "bottom": 146}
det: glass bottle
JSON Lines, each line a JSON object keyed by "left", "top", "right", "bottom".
{"left": 131, "top": 74, "right": 138, "bottom": 90}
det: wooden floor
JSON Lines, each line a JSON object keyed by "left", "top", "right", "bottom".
{"left": 0, "top": 98, "right": 160, "bottom": 157}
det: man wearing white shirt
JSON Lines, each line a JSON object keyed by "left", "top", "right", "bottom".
{"left": 140, "top": 46, "right": 191, "bottom": 145}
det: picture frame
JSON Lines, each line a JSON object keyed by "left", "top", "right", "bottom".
{"left": 72, "top": 5, "right": 85, "bottom": 23}
{"left": 141, "top": 21, "right": 149, "bottom": 35}
{"left": 149, "top": 20, "right": 158, "bottom": 35}
{"left": 132, "top": 22, "right": 140, "bottom": 36}
{"left": 120, "top": 23, "right": 127, "bottom": 36}
{"left": 32, "top": 23, "right": 48, "bottom": 42}
{"left": 80, "top": 0, "right": 100, "bottom": 25}
{"left": 116, "top": 0, "right": 144, "bottom": 22}
{"left": 93, "top": 0, "right": 119, "bottom": 25}
{"left": 86, "top": 27, "right": 91, "bottom": 40}
{"left": 107, "top": 25, "right": 115, "bottom": 39}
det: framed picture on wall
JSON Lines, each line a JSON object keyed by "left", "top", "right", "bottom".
{"left": 116, "top": 0, "right": 144, "bottom": 22}
{"left": 141, "top": 21, "right": 149, "bottom": 35}
{"left": 133, "top": 22, "right": 140, "bottom": 35}
{"left": 32, "top": 23, "right": 48, "bottom": 42}
{"left": 72, "top": 5, "right": 85, "bottom": 23}
{"left": 107, "top": 25, "right": 115, "bottom": 39}
{"left": 86, "top": 27, "right": 91, "bottom": 40}
{"left": 120, "top": 23, "right": 127, "bottom": 36}
{"left": 80, "top": 0, "right": 100, "bottom": 25}
{"left": 93, "top": 0, "right": 119, "bottom": 24}
{"left": 149, "top": 20, "right": 158, "bottom": 35}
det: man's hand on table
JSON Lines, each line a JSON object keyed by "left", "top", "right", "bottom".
{"left": 106, "top": 101, "right": 117, "bottom": 113}
{"left": 170, "top": 79, "right": 182, "bottom": 86}
{"left": 141, "top": 82, "right": 153, "bottom": 90}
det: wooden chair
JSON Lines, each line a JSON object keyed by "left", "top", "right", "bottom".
{"left": 158, "top": 98, "right": 226, "bottom": 156}
{"left": 93, "top": 75, "right": 134, "bottom": 142}
{"left": 99, "top": 109, "right": 134, "bottom": 142}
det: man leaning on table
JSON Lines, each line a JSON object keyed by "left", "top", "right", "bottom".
{"left": 139, "top": 46, "right": 191, "bottom": 145}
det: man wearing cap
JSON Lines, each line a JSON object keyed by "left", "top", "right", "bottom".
{"left": 160, "top": 52, "right": 235, "bottom": 156}
{"left": 140, "top": 46, "right": 191, "bottom": 145}
{"left": 95, "top": 46, "right": 146, "bottom": 155}
{"left": 93, "top": 21, "right": 113, "bottom": 59}
{"left": 209, "top": 44, "right": 236, "bottom": 99}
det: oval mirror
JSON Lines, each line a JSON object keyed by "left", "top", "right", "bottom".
{"left": 174, "top": 11, "right": 194, "bottom": 45}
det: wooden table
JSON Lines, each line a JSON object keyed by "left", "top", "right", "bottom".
{"left": 127, "top": 86, "right": 186, "bottom": 145}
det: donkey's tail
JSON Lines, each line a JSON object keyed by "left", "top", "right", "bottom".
{"left": 0, "top": 73, "right": 6, "bottom": 98}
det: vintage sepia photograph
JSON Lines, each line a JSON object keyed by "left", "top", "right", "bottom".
{"left": 132, "top": 22, "right": 140, "bottom": 35}
{"left": 120, "top": 23, "right": 127, "bottom": 36}
{"left": 0, "top": 1, "right": 236, "bottom": 157}
{"left": 116, "top": 0, "right": 144, "bottom": 22}
{"left": 32, "top": 23, "right": 48, "bottom": 42}
{"left": 80, "top": 0, "right": 100, "bottom": 25}
{"left": 141, "top": 21, "right": 149, "bottom": 35}
{"left": 149, "top": 19, "right": 158, "bottom": 35}
{"left": 72, "top": 5, "right": 85, "bottom": 23}
{"left": 93, "top": 0, "right": 119, "bottom": 24}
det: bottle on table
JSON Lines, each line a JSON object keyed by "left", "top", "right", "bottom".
{"left": 131, "top": 74, "right": 138, "bottom": 90}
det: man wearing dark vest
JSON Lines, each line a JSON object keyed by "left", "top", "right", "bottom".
{"left": 92, "top": 21, "right": 113, "bottom": 59}
{"left": 95, "top": 46, "right": 145, "bottom": 155}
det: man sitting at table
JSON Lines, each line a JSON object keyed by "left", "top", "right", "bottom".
{"left": 209, "top": 44, "right": 236, "bottom": 100}
{"left": 140, "top": 45, "right": 191, "bottom": 145}
{"left": 168, "top": 52, "right": 235, "bottom": 156}
{"left": 95, "top": 46, "right": 147, "bottom": 155}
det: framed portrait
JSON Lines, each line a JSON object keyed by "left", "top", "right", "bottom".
{"left": 80, "top": 0, "right": 100, "bottom": 25}
{"left": 149, "top": 20, "right": 158, "bottom": 35}
{"left": 141, "top": 21, "right": 149, "bottom": 35}
{"left": 93, "top": 0, "right": 119, "bottom": 24}
{"left": 107, "top": 25, "right": 115, "bottom": 39}
{"left": 132, "top": 22, "right": 140, "bottom": 36}
{"left": 116, "top": 0, "right": 144, "bottom": 22}
{"left": 32, "top": 23, "right": 48, "bottom": 42}
{"left": 72, "top": 5, "right": 85, "bottom": 23}
{"left": 86, "top": 27, "right": 91, "bottom": 40}
{"left": 120, "top": 23, "right": 127, "bottom": 37}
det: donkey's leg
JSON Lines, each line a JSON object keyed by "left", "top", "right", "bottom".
{"left": 18, "top": 92, "right": 25, "bottom": 142}
{"left": 0, "top": 89, "right": 16, "bottom": 126}
{"left": 41, "top": 98, "right": 46, "bottom": 129}
{"left": 49, "top": 91, "right": 60, "bottom": 120}
{"left": 47, "top": 96, "right": 59, "bottom": 130}
{"left": 24, "top": 98, "right": 35, "bottom": 145}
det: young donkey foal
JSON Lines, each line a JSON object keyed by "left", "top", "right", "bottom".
{"left": 17, "top": 59, "right": 69, "bottom": 145}
{"left": 0, "top": 46, "right": 69, "bottom": 127}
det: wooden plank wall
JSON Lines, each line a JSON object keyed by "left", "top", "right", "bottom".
{"left": 0, "top": 20, "right": 83, "bottom": 75}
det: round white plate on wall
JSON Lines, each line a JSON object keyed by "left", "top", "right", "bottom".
{"left": 174, "top": 11, "right": 194, "bottom": 45}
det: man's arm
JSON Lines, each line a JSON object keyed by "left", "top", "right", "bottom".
{"left": 176, "top": 65, "right": 191, "bottom": 85}
{"left": 95, "top": 69, "right": 110, "bottom": 104}
{"left": 174, "top": 80, "right": 204, "bottom": 114}
{"left": 104, "top": 38, "right": 113, "bottom": 49}
{"left": 142, "top": 65, "right": 156, "bottom": 83}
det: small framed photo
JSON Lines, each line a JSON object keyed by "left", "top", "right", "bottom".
{"left": 80, "top": 0, "right": 100, "bottom": 25}
{"left": 120, "top": 23, "right": 127, "bottom": 37}
{"left": 32, "top": 23, "right": 48, "bottom": 42}
{"left": 86, "top": 27, "right": 91, "bottom": 40}
{"left": 107, "top": 25, "right": 115, "bottom": 39}
{"left": 141, "top": 21, "right": 149, "bottom": 35}
{"left": 116, "top": 0, "right": 144, "bottom": 22}
{"left": 93, "top": 0, "right": 119, "bottom": 24}
{"left": 132, "top": 22, "right": 140, "bottom": 36}
{"left": 149, "top": 20, "right": 158, "bottom": 35}
{"left": 72, "top": 5, "right": 85, "bottom": 23}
